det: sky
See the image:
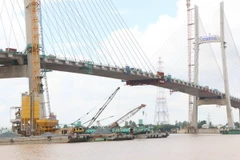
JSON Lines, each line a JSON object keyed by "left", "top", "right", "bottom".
{"left": 1, "top": 0, "right": 240, "bottom": 128}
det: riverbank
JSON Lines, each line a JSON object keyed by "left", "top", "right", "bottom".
{"left": 177, "top": 128, "right": 220, "bottom": 134}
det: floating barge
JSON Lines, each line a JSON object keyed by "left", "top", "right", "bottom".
{"left": 220, "top": 129, "right": 240, "bottom": 134}
{"left": 0, "top": 132, "right": 134, "bottom": 145}
{"left": 68, "top": 133, "right": 134, "bottom": 143}
{"left": 134, "top": 132, "right": 169, "bottom": 139}
{"left": 0, "top": 135, "right": 69, "bottom": 145}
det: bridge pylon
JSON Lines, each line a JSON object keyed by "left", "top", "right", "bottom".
{"left": 189, "top": 2, "right": 234, "bottom": 129}
{"left": 186, "top": 0, "right": 199, "bottom": 129}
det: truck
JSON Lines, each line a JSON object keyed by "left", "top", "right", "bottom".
{"left": 6, "top": 48, "right": 17, "bottom": 53}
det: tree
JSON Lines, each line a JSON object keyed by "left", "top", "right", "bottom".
{"left": 175, "top": 120, "right": 178, "bottom": 125}
{"left": 234, "top": 122, "right": 240, "bottom": 128}
{"left": 124, "top": 121, "right": 129, "bottom": 127}
{"left": 131, "top": 121, "right": 137, "bottom": 128}
{"left": 209, "top": 122, "right": 212, "bottom": 128}
{"left": 129, "top": 120, "right": 133, "bottom": 126}
{"left": 198, "top": 120, "right": 207, "bottom": 129}
{"left": 182, "top": 121, "right": 189, "bottom": 128}
{"left": 155, "top": 124, "right": 176, "bottom": 132}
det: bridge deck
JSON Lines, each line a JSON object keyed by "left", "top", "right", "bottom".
{"left": 0, "top": 51, "right": 240, "bottom": 108}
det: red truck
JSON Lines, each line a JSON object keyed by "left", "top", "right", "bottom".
{"left": 6, "top": 48, "right": 17, "bottom": 53}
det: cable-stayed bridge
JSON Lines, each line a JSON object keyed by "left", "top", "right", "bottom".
{"left": 1, "top": 0, "right": 240, "bottom": 129}
{"left": 1, "top": 50, "right": 240, "bottom": 107}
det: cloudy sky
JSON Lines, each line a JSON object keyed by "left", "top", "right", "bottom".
{"left": 1, "top": 0, "right": 240, "bottom": 128}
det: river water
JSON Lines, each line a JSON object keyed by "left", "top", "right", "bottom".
{"left": 0, "top": 134, "right": 239, "bottom": 160}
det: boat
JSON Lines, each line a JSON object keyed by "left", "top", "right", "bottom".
{"left": 220, "top": 128, "right": 240, "bottom": 134}
{"left": 134, "top": 131, "right": 169, "bottom": 139}
{"left": 0, "top": 134, "right": 69, "bottom": 145}
{"left": 67, "top": 134, "right": 90, "bottom": 143}
{"left": 146, "top": 132, "right": 169, "bottom": 138}
{"left": 67, "top": 132, "right": 134, "bottom": 143}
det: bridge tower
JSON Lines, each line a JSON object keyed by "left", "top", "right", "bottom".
{"left": 186, "top": 0, "right": 198, "bottom": 127}
{"left": 21, "top": 0, "right": 59, "bottom": 136}
{"left": 219, "top": 2, "right": 234, "bottom": 128}
{"left": 23, "top": 0, "right": 42, "bottom": 135}
{"left": 154, "top": 57, "right": 169, "bottom": 125}
{"left": 189, "top": 2, "right": 234, "bottom": 129}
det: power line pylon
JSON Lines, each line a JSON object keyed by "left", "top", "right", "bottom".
{"left": 154, "top": 57, "right": 170, "bottom": 125}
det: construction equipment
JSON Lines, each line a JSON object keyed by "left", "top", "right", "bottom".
{"left": 108, "top": 104, "right": 146, "bottom": 129}
{"left": 71, "top": 87, "right": 120, "bottom": 134}
{"left": 97, "top": 116, "right": 114, "bottom": 127}
{"left": 10, "top": 0, "right": 58, "bottom": 136}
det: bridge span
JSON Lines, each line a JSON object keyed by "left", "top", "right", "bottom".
{"left": 1, "top": 51, "right": 240, "bottom": 109}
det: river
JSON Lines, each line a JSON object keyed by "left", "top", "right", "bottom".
{"left": 0, "top": 134, "right": 239, "bottom": 160}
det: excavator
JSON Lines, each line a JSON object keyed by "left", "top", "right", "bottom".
{"left": 70, "top": 87, "right": 120, "bottom": 135}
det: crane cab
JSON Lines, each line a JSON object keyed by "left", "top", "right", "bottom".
{"left": 72, "top": 127, "right": 84, "bottom": 134}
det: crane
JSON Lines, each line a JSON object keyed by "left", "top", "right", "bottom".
{"left": 18, "top": 0, "right": 42, "bottom": 136}
{"left": 14, "top": 0, "right": 58, "bottom": 136}
{"left": 108, "top": 104, "right": 146, "bottom": 129}
{"left": 97, "top": 116, "right": 114, "bottom": 127}
{"left": 72, "top": 87, "right": 120, "bottom": 134}
{"left": 86, "top": 87, "right": 120, "bottom": 129}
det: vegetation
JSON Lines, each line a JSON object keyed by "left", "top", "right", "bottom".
{"left": 124, "top": 120, "right": 137, "bottom": 128}
{"left": 234, "top": 122, "right": 240, "bottom": 128}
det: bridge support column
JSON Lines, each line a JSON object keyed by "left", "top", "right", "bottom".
{"left": 191, "top": 5, "right": 199, "bottom": 131}
{"left": 220, "top": 2, "right": 234, "bottom": 128}
{"left": 192, "top": 99, "right": 198, "bottom": 130}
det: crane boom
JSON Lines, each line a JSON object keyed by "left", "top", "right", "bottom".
{"left": 86, "top": 87, "right": 120, "bottom": 130}
{"left": 97, "top": 116, "right": 114, "bottom": 127}
{"left": 109, "top": 104, "right": 146, "bottom": 129}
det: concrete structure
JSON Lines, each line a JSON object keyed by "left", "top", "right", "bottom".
{"left": 1, "top": 51, "right": 240, "bottom": 108}
{"left": 186, "top": 0, "right": 195, "bottom": 127}
{"left": 190, "top": 2, "right": 234, "bottom": 129}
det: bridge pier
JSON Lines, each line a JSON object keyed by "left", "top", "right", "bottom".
{"left": 192, "top": 98, "right": 198, "bottom": 130}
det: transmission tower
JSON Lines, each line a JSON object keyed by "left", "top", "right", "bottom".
{"left": 154, "top": 57, "right": 170, "bottom": 125}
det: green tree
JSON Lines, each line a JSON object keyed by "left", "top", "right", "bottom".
{"left": 175, "top": 120, "right": 178, "bottom": 125}
{"left": 182, "top": 121, "right": 189, "bottom": 128}
{"left": 234, "top": 122, "right": 240, "bottom": 128}
{"left": 198, "top": 120, "right": 207, "bottom": 129}
{"left": 131, "top": 121, "right": 137, "bottom": 128}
